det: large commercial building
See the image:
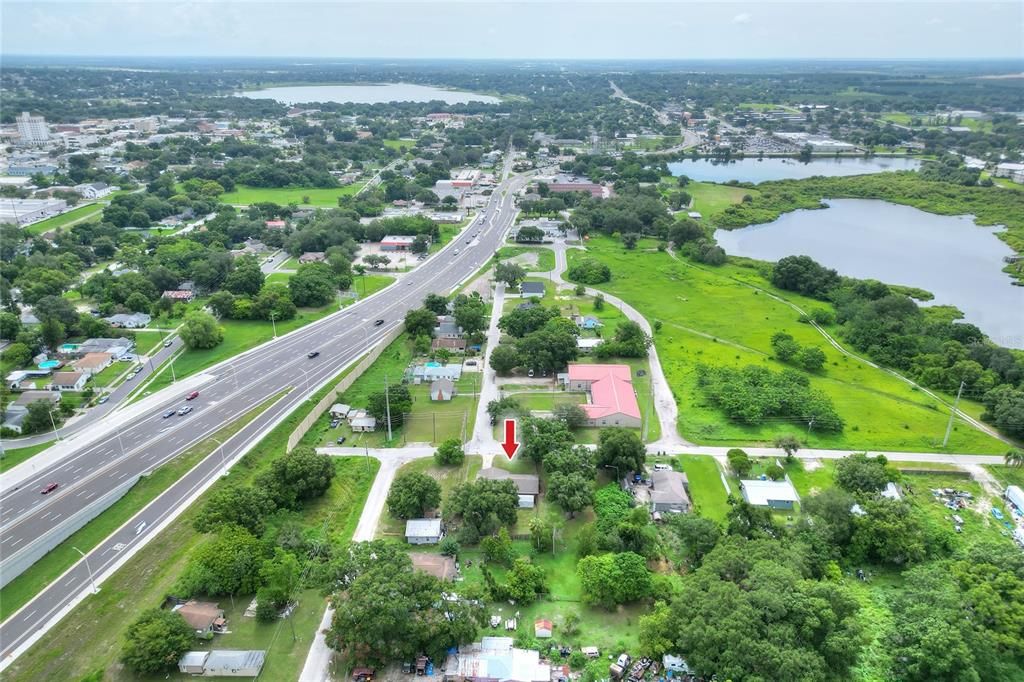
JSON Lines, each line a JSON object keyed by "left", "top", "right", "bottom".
{"left": 564, "top": 363, "right": 642, "bottom": 428}
{"left": 16, "top": 112, "right": 50, "bottom": 145}
{"left": 0, "top": 198, "right": 68, "bottom": 226}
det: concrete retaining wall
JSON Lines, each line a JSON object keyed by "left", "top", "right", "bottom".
{"left": 0, "top": 475, "right": 139, "bottom": 589}
{"left": 286, "top": 325, "right": 405, "bottom": 452}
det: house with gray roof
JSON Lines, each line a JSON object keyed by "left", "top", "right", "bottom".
{"left": 649, "top": 470, "right": 691, "bottom": 513}
{"left": 479, "top": 467, "right": 540, "bottom": 508}
{"left": 406, "top": 518, "right": 443, "bottom": 544}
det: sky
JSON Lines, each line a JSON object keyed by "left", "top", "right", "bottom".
{"left": 2, "top": 0, "right": 1022, "bottom": 60}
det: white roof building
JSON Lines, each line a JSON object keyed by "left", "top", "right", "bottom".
{"left": 740, "top": 478, "right": 800, "bottom": 508}
{"left": 450, "top": 637, "right": 551, "bottom": 682}
{"left": 1007, "top": 485, "right": 1024, "bottom": 514}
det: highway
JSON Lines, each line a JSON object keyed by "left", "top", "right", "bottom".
{"left": 0, "top": 154, "right": 525, "bottom": 666}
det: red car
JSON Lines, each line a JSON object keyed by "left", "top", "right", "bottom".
{"left": 41, "top": 482, "right": 59, "bottom": 495}
{"left": 185, "top": 391, "right": 200, "bottom": 401}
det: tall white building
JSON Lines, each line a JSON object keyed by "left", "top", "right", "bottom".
{"left": 16, "top": 111, "right": 50, "bottom": 145}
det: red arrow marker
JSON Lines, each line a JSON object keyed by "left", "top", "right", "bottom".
{"left": 501, "top": 419, "right": 520, "bottom": 460}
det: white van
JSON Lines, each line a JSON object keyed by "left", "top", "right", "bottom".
{"left": 653, "top": 463, "right": 672, "bottom": 471}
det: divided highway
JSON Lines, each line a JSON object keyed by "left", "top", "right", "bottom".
{"left": 0, "top": 160, "right": 526, "bottom": 666}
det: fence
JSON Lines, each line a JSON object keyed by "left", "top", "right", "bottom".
{"left": 286, "top": 324, "right": 405, "bottom": 452}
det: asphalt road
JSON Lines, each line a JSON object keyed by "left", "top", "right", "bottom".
{"left": 0, "top": 156, "right": 525, "bottom": 665}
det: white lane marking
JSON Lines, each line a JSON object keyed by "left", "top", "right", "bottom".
{"left": 11, "top": 537, "right": 24, "bottom": 547}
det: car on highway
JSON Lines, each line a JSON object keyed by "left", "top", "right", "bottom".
{"left": 185, "top": 391, "right": 200, "bottom": 400}
{"left": 97, "top": 395, "right": 109, "bottom": 404}
{"left": 41, "top": 482, "right": 59, "bottom": 495}
{"left": 163, "top": 339, "right": 173, "bottom": 347}
{"left": 162, "top": 409, "right": 175, "bottom": 419}
{"left": 374, "top": 319, "right": 385, "bottom": 326}
{"left": 307, "top": 351, "right": 320, "bottom": 359}
{"left": 177, "top": 405, "right": 193, "bottom": 416}
{"left": 453, "top": 249, "right": 460, "bottom": 255}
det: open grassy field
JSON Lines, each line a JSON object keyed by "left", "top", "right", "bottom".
{"left": 131, "top": 330, "right": 171, "bottom": 355}
{"left": 220, "top": 183, "right": 365, "bottom": 207}
{"left": 22, "top": 203, "right": 102, "bottom": 236}
{"left": 377, "top": 456, "right": 483, "bottom": 538}
{"left": 495, "top": 246, "right": 557, "bottom": 272}
{"left": 687, "top": 181, "right": 759, "bottom": 218}
{"left": 0, "top": 440, "right": 55, "bottom": 474}
{"left": 382, "top": 138, "right": 416, "bottom": 150}
{"left": 566, "top": 236, "right": 1005, "bottom": 453}
{"left": 0, "top": 393, "right": 284, "bottom": 623}
{"left": 675, "top": 455, "right": 731, "bottom": 521}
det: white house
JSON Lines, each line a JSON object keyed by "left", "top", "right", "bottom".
{"left": 405, "top": 518, "right": 443, "bottom": 545}
{"left": 74, "top": 182, "right": 115, "bottom": 200}
{"left": 740, "top": 478, "right": 800, "bottom": 510}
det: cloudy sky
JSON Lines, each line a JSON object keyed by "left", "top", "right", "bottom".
{"left": 3, "top": 1, "right": 1022, "bottom": 60}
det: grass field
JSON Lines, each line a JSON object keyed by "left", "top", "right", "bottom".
{"left": 0, "top": 393, "right": 284, "bottom": 623}
{"left": 675, "top": 455, "right": 731, "bottom": 521}
{"left": 0, "top": 440, "right": 55, "bottom": 474}
{"left": 495, "top": 246, "right": 557, "bottom": 272}
{"left": 22, "top": 203, "right": 102, "bottom": 236}
{"left": 220, "top": 183, "right": 365, "bottom": 207}
{"left": 566, "top": 236, "right": 1005, "bottom": 453}
{"left": 382, "top": 138, "right": 416, "bottom": 150}
{"left": 4, "top": 360, "right": 378, "bottom": 682}
{"left": 377, "top": 456, "right": 483, "bottom": 538}
{"left": 687, "top": 181, "right": 759, "bottom": 218}
{"left": 131, "top": 330, "right": 170, "bottom": 355}
{"left": 266, "top": 271, "right": 291, "bottom": 285}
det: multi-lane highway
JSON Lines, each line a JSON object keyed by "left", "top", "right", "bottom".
{"left": 0, "top": 155, "right": 526, "bottom": 665}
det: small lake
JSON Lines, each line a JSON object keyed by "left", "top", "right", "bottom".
{"left": 241, "top": 83, "right": 500, "bottom": 105}
{"left": 713, "top": 199, "right": 1024, "bottom": 348}
{"left": 669, "top": 156, "right": 921, "bottom": 184}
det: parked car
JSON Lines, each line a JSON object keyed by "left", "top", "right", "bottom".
{"left": 336, "top": 436, "right": 347, "bottom": 445}
{"left": 177, "top": 405, "right": 193, "bottom": 416}
{"left": 41, "top": 482, "right": 59, "bottom": 495}
{"left": 97, "top": 395, "right": 109, "bottom": 404}
{"left": 119, "top": 354, "right": 137, "bottom": 363}
{"left": 163, "top": 339, "right": 173, "bottom": 347}
{"left": 307, "top": 351, "right": 320, "bottom": 358}
{"left": 162, "top": 410, "right": 175, "bottom": 419}
{"left": 185, "top": 391, "right": 199, "bottom": 400}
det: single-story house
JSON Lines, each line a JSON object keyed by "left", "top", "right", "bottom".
{"left": 78, "top": 337, "right": 134, "bottom": 359}
{"left": 2, "top": 411, "right": 27, "bottom": 434}
{"left": 412, "top": 363, "right": 463, "bottom": 384}
{"left": 74, "top": 182, "right": 113, "bottom": 200}
{"left": 350, "top": 415, "right": 377, "bottom": 432}
{"left": 329, "top": 403, "right": 352, "bottom": 418}
{"left": 1006, "top": 485, "right": 1024, "bottom": 514}
{"left": 435, "top": 316, "right": 463, "bottom": 339}
{"left": 104, "top": 312, "right": 151, "bottom": 329}
{"left": 8, "top": 390, "right": 60, "bottom": 414}
{"left": 173, "top": 600, "right": 227, "bottom": 636}
{"left": 445, "top": 637, "right": 551, "bottom": 682}
{"left": 265, "top": 219, "right": 287, "bottom": 230}
{"left": 564, "top": 364, "right": 642, "bottom": 429}
{"left": 572, "top": 315, "right": 602, "bottom": 330}
{"left": 380, "top": 235, "right": 418, "bottom": 251}
{"left": 73, "top": 352, "right": 113, "bottom": 376}
{"left": 430, "top": 378, "right": 456, "bottom": 401}
{"left": 406, "top": 518, "right": 443, "bottom": 545}
{"left": 518, "top": 281, "right": 546, "bottom": 298}
{"left": 740, "top": 478, "right": 800, "bottom": 510}
{"left": 432, "top": 337, "right": 467, "bottom": 353}
{"left": 298, "top": 251, "right": 326, "bottom": 264}
{"left": 178, "top": 650, "right": 266, "bottom": 677}
{"left": 6, "top": 369, "right": 53, "bottom": 390}
{"left": 47, "top": 371, "right": 87, "bottom": 392}
{"left": 576, "top": 338, "right": 603, "bottom": 354}
{"left": 162, "top": 289, "right": 195, "bottom": 302}
{"left": 649, "top": 470, "right": 691, "bottom": 513}
{"left": 479, "top": 467, "right": 540, "bottom": 508}
{"left": 410, "top": 552, "right": 457, "bottom": 581}
{"left": 534, "top": 619, "right": 553, "bottom": 639}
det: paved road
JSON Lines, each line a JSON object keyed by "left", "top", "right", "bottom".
{"left": 0, "top": 154, "right": 525, "bottom": 667}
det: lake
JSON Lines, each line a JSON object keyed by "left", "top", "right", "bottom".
{"left": 713, "top": 199, "right": 1024, "bottom": 348}
{"left": 241, "top": 83, "right": 500, "bottom": 105}
{"left": 669, "top": 156, "right": 921, "bottom": 184}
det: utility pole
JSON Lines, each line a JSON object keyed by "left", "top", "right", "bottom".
{"left": 942, "top": 380, "right": 966, "bottom": 448}
{"left": 384, "top": 373, "right": 393, "bottom": 442}
{"left": 269, "top": 311, "right": 278, "bottom": 339}
{"left": 170, "top": 358, "right": 177, "bottom": 383}
{"left": 48, "top": 407, "right": 62, "bottom": 442}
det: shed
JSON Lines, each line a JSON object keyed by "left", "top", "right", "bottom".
{"left": 174, "top": 600, "right": 226, "bottom": 636}
{"left": 203, "top": 650, "right": 267, "bottom": 677}
{"left": 178, "top": 651, "right": 209, "bottom": 674}
{"left": 740, "top": 479, "right": 800, "bottom": 510}
{"left": 1007, "top": 485, "right": 1024, "bottom": 514}
{"left": 519, "top": 281, "right": 545, "bottom": 297}
{"left": 430, "top": 378, "right": 456, "bottom": 401}
{"left": 405, "top": 518, "right": 443, "bottom": 545}
{"left": 534, "top": 619, "right": 553, "bottom": 638}
{"left": 350, "top": 416, "right": 377, "bottom": 432}
{"left": 330, "top": 403, "right": 352, "bottom": 418}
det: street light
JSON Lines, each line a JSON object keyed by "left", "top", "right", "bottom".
{"left": 209, "top": 435, "right": 228, "bottom": 472}
{"left": 298, "top": 366, "right": 311, "bottom": 394}
{"left": 269, "top": 311, "right": 278, "bottom": 339}
{"left": 73, "top": 546, "right": 99, "bottom": 594}
{"left": 48, "top": 407, "right": 62, "bottom": 442}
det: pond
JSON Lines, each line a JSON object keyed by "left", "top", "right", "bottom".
{"left": 713, "top": 199, "right": 1024, "bottom": 348}
{"left": 240, "top": 83, "right": 500, "bottom": 105}
{"left": 669, "top": 156, "right": 921, "bottom": 184}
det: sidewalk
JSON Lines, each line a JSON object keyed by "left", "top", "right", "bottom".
{"left": 467, "top": 281, "right": 506, "bottom": 466}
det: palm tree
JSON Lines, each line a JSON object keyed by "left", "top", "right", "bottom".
{"left": 1005, "top": 449, "right": 1024, "bottom": 468}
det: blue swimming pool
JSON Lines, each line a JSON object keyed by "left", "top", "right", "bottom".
{"left": 38, "top": 359, "right": 62, "bottom": 370}
{"left": 425, "top": 361, "right": 442, "bottom": 368}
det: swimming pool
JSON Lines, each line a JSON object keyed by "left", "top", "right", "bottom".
{"left": 425, "top": 361, "right": 442, "bottom": 368}
{"left": 38, "top": 359, "right": 62, "bottom": 370}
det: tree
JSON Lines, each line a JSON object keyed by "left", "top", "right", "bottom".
{"left": 289, "top": 262, "right": 336, "bottom": 307}
{"left": 504, "top": 557, "right": 547, "bottom": 603}
{"left": 667, "top": 514, "right": 721, "bottom": 567}
{"left": 387, "top": 472, "right": 442, "bottom": 519}
{"left": 551, "top": 402, "right": 588, "bottom": 430}
{"left": 495, "top": 262, "right": 526, "bottom": 288}
{"left": 423, "top": 293, "right": 449, "bottom": 315}
{"left": 596, "top": 428, "right": 646, "bottom": 476}
{"left": 638, "top": 601, "right": 674, "bottom": 658}
{"left": 548, "top": 471, "right": 593, "bottom": 517}
{"left": 489, "top": 344, "right": 521, "bottom": 374}
{"left": 774, "top": 434, "right": 801, "bottom": 460}
{"left": 0, "top": 312, "right": 22, "bottom": 340}
{"left": 797, "top": 346, "right": 827, "bottom": 372}
{"left": 447, "top": 478, "right": 519, "bottom": 543}
{"left": 520, "top": 417, "right": 575, "bottom": 466}
{"left": 487, "top": 396, "right": 523, "bottom": 426}
{"left": 498, "top": 305, "right": 558, "bottom": 338}
{"left": 452, "top": 294, "right": 487, "bottom": 335}
{"left": 439, "top": 536, "right": 460, "bottom": 556}
{"left": 1005, "top": 449, "right": 1024, "bottom": 467}
{"left": 516, "top": 326, "right": 578, "bottom": 374}
{"left": 595, "top": 320, "right": 651, "bottom": 358}
{"left": 726, "top": 448, "right": 752, "bottom": 476}
{"left": 434, "top": 438, "right": 465, "bottom": 466}
{"left": 771, "top": 255, "right": 840, "bottom": 299}
{"left": 258, "top": 548, "right": 302, "bottom": 618}
{"left": 121, "top": 609, "right": 195, "bottom": 674}
{"left": 1, "top": 342, "right": 31, "bottom": 367}
{"left": 404, "top": 307, "right": 437, "bottom": 339}
{"left": 368, "top": 384, "right": 412, "bottom": 429}
{"left": 253, "top": 283, "right": 297, "bottom": 321}
{"left": 224, "top": 262, "right": 265, "bottom": 297}
{"left": 770, "top": 331, "right": 801, "bottom": 362}
{"left": 207, "top": 290, "right": 236, "bottom": 318}
{"left": 850, "top": 498, "right": 930, "bottom": 566}
{"left": 180, "top": 310, "right": 223, "bottom": 349}
{"left": 835, "top": 452, "right": 895, "bottom": 494}
{"left": 577, "top": 552, "right": 652, "bottom": 608}
{"left": 175, "top": 525, "right": 267, "bottom": 597}
{"left": 726, "top": 499, "right": 780, "bottom": 539}
{"left": 566, "top": 258, "right": 611, "bottom": 285}
{"left": 545, "top": 445, "right": 596, "bottom": 479}
{"left": 669, "top": 218, "right": 704, "bottom": 246}
{"left": 40, "top": 317, "right": 66, "bottom": 350}
{"left": 256, "top": 446, "right": 336, "bottom": 510}
{"left": 125, "top": 291, "right": 151, "bottom": 313}
{"left": 194, "top": 484, "right": 276, "bottom": 535}
{"left": 22, "top": 399, "right": 62, "bottom": 435}
{"left": 481, "top": 527, "right": 515, "bottom": 566}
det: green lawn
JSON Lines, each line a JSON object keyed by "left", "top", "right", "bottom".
{"left": 220, "top": 183, "right": 365, "bottom": 207}
{"left": 0, "top": 393, "right": 284, "bottom": 623}
{"left": 675, "top": 455, "right": 731, "bottom": 521}
{"left": 687, "top": 181, "right": 758, "bottom": 219}
{"left": 567, "top": 236, "right": 1006, "bottom": 454}
{"left": 89, "top": 359, "right": 132, "bottom": 388}
{"left": 131, "top": 331, "right": 170, "bottom": 355}
{"left": 495, "top": 246, "right": 556, "bottom": 272}
{"left": 512, "top": 392, "right": 586, "bottom": 412}
{"left": 377, "top": 456, "right": 483, "bottom": 538}
{"left": 0, "top": 440, "right": 55, "bottom": 474}
{"left": 351, "top": 274, "right": 395, "bottom": 299}
{"left": 266, "top": 272, "right": 291, "bottom": 285}
{"left": 22, "top": 203, "right": 102, "bottom": 236}
{"left": 382, "top": 138, "right": 416, "bottom": 150}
